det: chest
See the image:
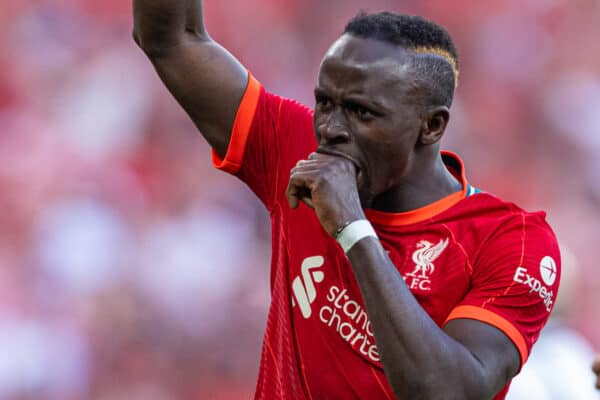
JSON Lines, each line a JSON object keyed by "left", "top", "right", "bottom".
{"left": 280, "top": 210, "right": 476, "bottom": 397}
{"left": 284, "top": 209, "right": 473, "bottom": 327}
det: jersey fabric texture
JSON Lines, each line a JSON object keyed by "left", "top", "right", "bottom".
{"left": 211, "top": 73, "right": 561, "bottom": 400}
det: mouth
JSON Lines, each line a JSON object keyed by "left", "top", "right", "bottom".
{"left": 316, "top": 146, "right": 362, "bottom": 173}
{"left": 316, "top": 146, "right": 368, "bottom": 194}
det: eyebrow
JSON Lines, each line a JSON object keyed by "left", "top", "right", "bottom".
{"left": 349, "top": 97, "right": 388, "bottom": 113}
{"left": 314, "top": 88, "right": 390, "bottom": 111}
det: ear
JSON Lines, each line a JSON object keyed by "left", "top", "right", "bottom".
{"left": 419, "top": 106, "right": 450, "bottom": 145}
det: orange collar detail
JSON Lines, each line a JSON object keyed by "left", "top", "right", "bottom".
{"left": 365, "top": 151, "right": 468, "bottom": 226}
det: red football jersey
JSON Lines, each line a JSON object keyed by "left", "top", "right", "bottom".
{"left": 212, "top": 74, "right": 561, "bottom": 400}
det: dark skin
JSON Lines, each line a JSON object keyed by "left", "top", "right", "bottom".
{"left": 134, "top": 2, "right": 520, "bottom": 398}
{"left": 594, "top": 355, "right": 600, "bottom": 389}
{"left": 132, "top": 0, "right": 247, "bottom": 157}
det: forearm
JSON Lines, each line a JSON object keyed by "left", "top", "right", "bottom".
{"left": 347, "top": 238, "right": 488, "bottom": 399}
{"left": 132, "top": 0, "right": 247, "bottom": 156}
{"left": 133, "top": 0, "right": 206, "bottom": 55}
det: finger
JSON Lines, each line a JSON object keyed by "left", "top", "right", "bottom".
{"left": 293, "top": 185, "right": 313, "bottom": 209}
{"left": 295, "top": 158, "right": 322, "bottom": 166}
{"left": 296, "top": 159, "right": 306, "bottom": 166}
{"left": 291, "top": 162, "right": 319, "bottom": 178}
{"left": 287, "top": 169, "right": 317, "bottom": 210}
{"left": 310, "top": 151, "right": 340, "bottom": 161}
{"left": 286, "top": 181, "right": 300, "bottom": 209}
{"left": 286, "top": 172, "right": 313, "bottom": 208}
{"left": 301, "top": 195, "right": 314, "bottom": 209}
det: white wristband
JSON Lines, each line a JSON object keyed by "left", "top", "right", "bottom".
{"left": 335, "top": 220, "right": 378, "bottom": 253}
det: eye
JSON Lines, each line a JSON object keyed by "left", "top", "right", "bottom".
{"left": 315, "top": 95, "right": 333, "bottom": 109}
{"left": 345, "top": 102, "right": 374, "bottom": 121}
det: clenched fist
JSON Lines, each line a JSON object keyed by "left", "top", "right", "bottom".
{"left": 287, "top": 152, "right": 365, "bottom": 236}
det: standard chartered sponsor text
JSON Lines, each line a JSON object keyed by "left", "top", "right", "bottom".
{"left": 319, "top": 285, "right": 380, "bottom": 362}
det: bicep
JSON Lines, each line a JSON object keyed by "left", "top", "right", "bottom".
{"left": 444, "top": 318, "right": 521, "bottom": 396}
{"left": 150, "top": 36, "right": 248, "bottom": 156}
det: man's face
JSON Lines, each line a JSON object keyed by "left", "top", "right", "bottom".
{"left": 314, "top": 34, "right": 424, "bottom": 202}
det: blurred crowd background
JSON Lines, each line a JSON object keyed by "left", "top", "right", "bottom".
{"left": 0, "top": 0, "right": 599, "bottom": 399}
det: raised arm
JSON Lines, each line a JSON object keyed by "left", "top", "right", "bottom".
{"left": 133, "top": 0, "right": 248, "bottom": 157}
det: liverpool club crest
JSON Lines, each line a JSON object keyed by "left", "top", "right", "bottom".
{"left": 404, "top": 238, "right": 449, "bottom": 291}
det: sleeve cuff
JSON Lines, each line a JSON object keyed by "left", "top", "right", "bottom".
{"left": 445, "top": 305, "right": 528, "bottom": 367}
{"left": 211, "top": 72, "right": 262, "bottom": 174}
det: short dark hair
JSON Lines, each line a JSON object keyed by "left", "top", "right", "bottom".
{"left": 344, "top": 12, "right": 459, "bottom": 107}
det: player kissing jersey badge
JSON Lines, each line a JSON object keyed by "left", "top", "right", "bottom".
{"left": 405, "top": 237, "right": 449, "bottom": 292}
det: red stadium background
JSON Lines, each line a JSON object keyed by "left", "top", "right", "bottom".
{"left": 0, "top": 0, "right": 599, "bottom": 399}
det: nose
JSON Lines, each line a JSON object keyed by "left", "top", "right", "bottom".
{"left": 316, "top": 113, "right": 350, "bottom": 146}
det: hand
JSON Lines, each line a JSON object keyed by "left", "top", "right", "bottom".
{"left": 286, "top": 152, "right": 365, "bottom": 236}
{"left": 593, "top": 354, "right": 600, "bottom": 390}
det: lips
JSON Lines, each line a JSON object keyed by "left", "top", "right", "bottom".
{"left": 316, "top": 146, "right": 362, "bottom": 174}
{"left": 315, "top": 146, "right": 367, "bottom": 191}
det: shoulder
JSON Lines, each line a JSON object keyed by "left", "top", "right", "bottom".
{"left": 256, "top": 86, "right": 314, "bottom": 124}
{"left": 451, "top": 192, "right": 559, "bottom": 273}
{"left": 437, "top": 191, "right": 557, "bottom": 252}
{"left": 456, "top": 191, "right": 555, "bottom": 236}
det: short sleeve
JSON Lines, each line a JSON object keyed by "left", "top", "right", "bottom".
{"left": 444, "top": 211, "right": 561, "bottom": 367}
{"left": 211, "top": 72, "right": 316, "bottom": 210}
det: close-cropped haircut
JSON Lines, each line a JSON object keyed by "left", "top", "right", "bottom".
{"left": 344, "top": 12, "right": 459, "bottom": 108}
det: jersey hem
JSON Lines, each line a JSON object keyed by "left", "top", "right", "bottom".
{"left": 211, "top": 72, "right": 261, "bottom": 174}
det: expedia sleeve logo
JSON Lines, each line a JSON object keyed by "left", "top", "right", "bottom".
{"left": 539, "top": 256, "right": 557, "bottom": 286}
{"left": 513, "top": 256, "right": 557, "bottom": 312}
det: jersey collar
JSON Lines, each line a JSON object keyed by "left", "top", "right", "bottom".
{"left": 364, "top": 151, "right": 470, "bottom": 226}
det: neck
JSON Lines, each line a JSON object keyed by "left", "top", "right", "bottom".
{"left": 368, "top": 151, "right": 462, "bottom": 213}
